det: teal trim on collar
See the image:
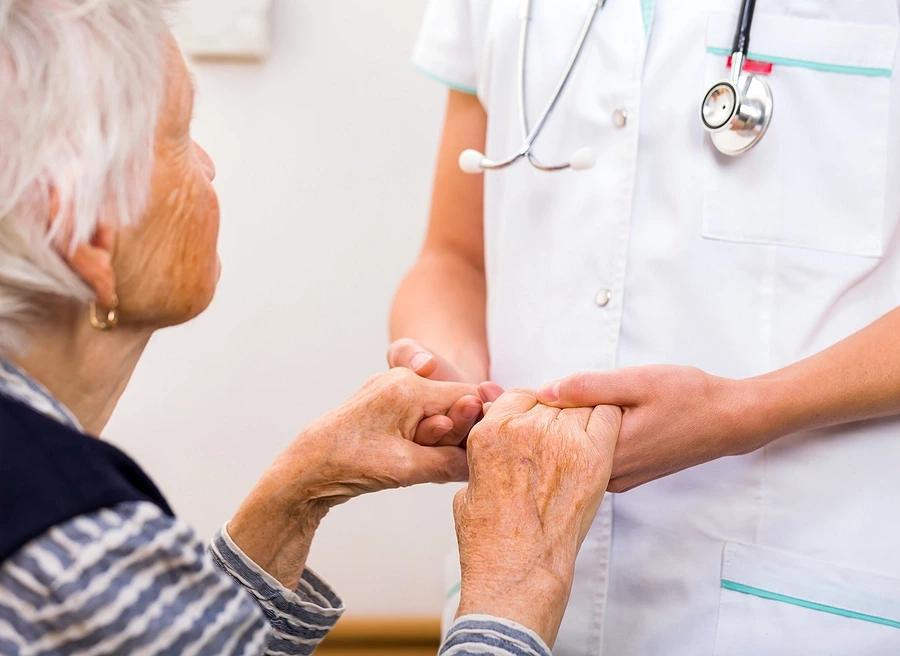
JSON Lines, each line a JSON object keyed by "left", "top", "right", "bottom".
{"left": 706, "top": 47, "right": 892, "bottom": 78}
{"left": 641, "top": 0, "right": 654, "bottom": 37}
{"left": 722, "top": 580, "right": 900, "bottom": 630}
{"left": 414, "top": 62, "right": 477, "bottom": 95}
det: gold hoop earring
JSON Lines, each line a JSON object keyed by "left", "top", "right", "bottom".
{"left": 89, "top": 294, "right": 119, "bottom": 331}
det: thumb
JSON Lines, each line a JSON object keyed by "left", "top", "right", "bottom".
{"left": 537, "top": 370, "right": 638, "bottom": 408}
{"left": 387, "top": 338, "right": 437, "bottom": 376}
{"left": 387, "top": 338, "right": 465, "bottom": 382}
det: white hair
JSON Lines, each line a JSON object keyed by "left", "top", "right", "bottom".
{"left": 0, "top": 0, "right": 175, "bottom": 353}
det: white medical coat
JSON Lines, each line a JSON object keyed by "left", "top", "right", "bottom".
{"left": 414, "top": 0, "right": 900, "bottom": 654}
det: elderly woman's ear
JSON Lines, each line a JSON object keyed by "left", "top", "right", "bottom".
{"left": 56, "top": 217, "right": 119, "bottom": 309}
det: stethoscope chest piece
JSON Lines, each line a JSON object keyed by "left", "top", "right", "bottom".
{"left": 700, "top": 0, "right": 773, "bottom": 156}
{"left": 701, "top": 71, "right": 773, "bottom": 156}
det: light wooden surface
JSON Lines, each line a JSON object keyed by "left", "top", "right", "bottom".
{"left": 315, "top": 618, "right": 441, "bottom": 655}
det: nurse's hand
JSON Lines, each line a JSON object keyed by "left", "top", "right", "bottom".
{"left": 453, "top": 389, "right": 621, "bottom": 648}
{"left": 537, "top": 366, "right": 772, "bottom": 492}
{"left": 387, "top": 338, "right": 504, "bottom": 446}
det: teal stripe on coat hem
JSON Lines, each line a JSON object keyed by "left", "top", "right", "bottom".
{"left": 446, "top": 582, "right": 462, "bottom": 600}
{"left": 706, "top": 46, "right": 892, "bottom": 78}
{"left": 722, "top": 580, "right": 900, "bottom": 630}
{"left": 413, "top": 62, "right": 477, "bottom": 94}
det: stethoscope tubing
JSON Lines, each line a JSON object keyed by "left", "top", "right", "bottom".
{"left": 733, "top": 0, "right": 757, "bottom": 57}
{"left": 471, "top": 0, "right": 762, "bottom": 172}
{"left": 476, "top": 0, "right": 603, "bottom": 171}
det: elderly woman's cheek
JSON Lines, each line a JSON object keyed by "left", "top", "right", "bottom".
{"left": 185, "top": 183, "right": 221, "bottom": 314}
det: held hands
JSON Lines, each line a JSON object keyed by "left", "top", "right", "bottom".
{"left": 229, "top": 368, "right": 487, "bottom": 589}
{"left": 538, "top": 365, "right": 772, "bottom": 492}
{"left": 282, "top": 368, "right": 486, "bottom": 504}
{"left": 388, "top": 340, "right": 767, "bottom": 493}
{"left": 453, "top": 389, "right": 621, "bottom": 647}
{"left": 388, "top": 338, "right": 503, "bottom": 445}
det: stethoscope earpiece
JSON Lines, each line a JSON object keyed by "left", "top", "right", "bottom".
{"left": 457, "top": 0, "right": 605, "bottom": 174}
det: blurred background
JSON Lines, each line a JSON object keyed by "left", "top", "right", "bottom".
{"left": 105, "top": 2, "right": 454, "bottom": 649}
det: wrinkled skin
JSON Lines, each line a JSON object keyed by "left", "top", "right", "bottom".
{"left": 453, "top": 388, "right": 621, "bottom": 647}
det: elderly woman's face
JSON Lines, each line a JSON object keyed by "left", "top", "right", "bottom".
{"left": 114, "top": 39, "right": 220, "bottom": 328}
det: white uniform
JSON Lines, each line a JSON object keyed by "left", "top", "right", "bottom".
{"left": 415, "top": 1, "right": 900, "bottom": 654}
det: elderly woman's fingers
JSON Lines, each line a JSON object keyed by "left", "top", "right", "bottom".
{"left": 413, "top": 414, "right": 455, "bottom": 445}
{"left": 558, "top": 406, "right": 596, "bottom": 429}
{"left": 586, "top": 405, "right": 622, "bottom": 446}
{"left": 408, "top": 373, "right": 482, "bottom": 418}
{"left": 482, "top": 387, "right": 539, "bottom": 419}
{"left": 396, "top": 443, "right": 469, "bottom": 486}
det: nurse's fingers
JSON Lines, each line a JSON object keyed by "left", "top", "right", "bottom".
{"left": 433, "top": 394, "right": 485, "bottom": 447}
{"left": 413, "top": 414, "right": 455, "bottom": 446}
{"left": 478, "top": 381, "right": 505, "bottom": 403}
{"left": 387, "top": 338, "right": 464, "bottom": 382}
{"left": 537, "top": 370, "right": 640, "bottom": 408}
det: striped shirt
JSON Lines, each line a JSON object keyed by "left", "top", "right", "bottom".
{"left": 0, "top": 360, "right": 550, "bottom": 656}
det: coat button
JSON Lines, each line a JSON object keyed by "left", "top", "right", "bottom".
{"left": 595, "top": 288, "right": 612, "bottom": 307}
{"left": 612, "top": 109, "right": 628, "bottom": 128}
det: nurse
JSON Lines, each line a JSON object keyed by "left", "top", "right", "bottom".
{"left": 390, "top": 1, "right": 900, "bottom": 654}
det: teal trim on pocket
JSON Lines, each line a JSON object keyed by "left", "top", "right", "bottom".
{"left": 722, "top": 580, "right": 900, "bottom": 630}
{"left": 641, "top": 0, "right": 654, "bottom": 36}
{"left": 414, "top": 62, "right": 477, "bottom": 95}
{"left": 446, "top": 581, "right": 461, "bottom": 600}
{"left": 706, "top": 46, "right": 892, "bottom": 78}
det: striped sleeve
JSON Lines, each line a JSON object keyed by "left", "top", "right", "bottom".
{"left": 439, "top": 615, "right": 552, "bottom": 656}
{"left": 0, "top": 501, "right": 271, "bottom": 655}
{"left": 209, "top": 525, "right": 344, "bottom": 655}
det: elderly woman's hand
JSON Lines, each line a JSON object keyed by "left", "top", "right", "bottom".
{"left": 452, "top": 389, "right": 621, "bottom": 648}
{"left": 229, "top": 368, "right": 479, "bottom": 589}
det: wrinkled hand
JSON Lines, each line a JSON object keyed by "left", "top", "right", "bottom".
{"left": 453, "top": 389, "right": 621, "bottom": 647}
{"left": 292, "top": 368, "right": 487, "bottom": 503}
{"left": 538, "top": 365, "right": 770, "bottom": 492}
{"left": 231, "top": 367, "right": 482, "bottom": 589}
{"left": 388, "top": 337, "right": 503, "bottom": 446}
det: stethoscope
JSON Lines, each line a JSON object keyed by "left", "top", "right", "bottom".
{"left": 459, "top": 0, "right": 771, "bottom": 175}
{"left": 700, "top": 0, "right": 773, "bottom": 156}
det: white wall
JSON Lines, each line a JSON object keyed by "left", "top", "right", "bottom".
{"left": 106, "top": 1, "right": 457, "bottom": 618}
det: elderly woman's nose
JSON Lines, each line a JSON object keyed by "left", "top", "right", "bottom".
{"left": 195, "top": 141, "right": 216, "bottom": 181}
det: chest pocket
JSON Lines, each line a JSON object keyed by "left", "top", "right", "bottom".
{"left": 701, "top": 11, "right": 899, "bottom": 258}
{"left": 714, "top": 542, "right": 900, "bottom": 655}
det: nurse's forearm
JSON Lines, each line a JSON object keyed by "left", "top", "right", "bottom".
{"left": 754, "top": 306, "right": 900, "bottom": 438}
{"left": 390, "top": 250, "right": 489, "bottom": 383}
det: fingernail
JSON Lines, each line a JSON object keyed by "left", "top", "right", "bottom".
{"left": 410, "top": 352, "right": 433, "bottom": 372}
{"left": 431, "top": 424, "right": 452, "bottom": 439}
{"left": 538, "top": 381, "right": 560, "bottom": 402}
{"left": 461, "top": 403, "right": 481, "bottom": 422}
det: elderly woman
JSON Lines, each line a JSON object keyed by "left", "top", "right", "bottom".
{"left": 0, "top": 2, "right": 621, "bottom": 656}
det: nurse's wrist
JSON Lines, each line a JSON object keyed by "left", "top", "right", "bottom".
{"left": 730, "top": 375, "right": 806, "bottom": 452}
